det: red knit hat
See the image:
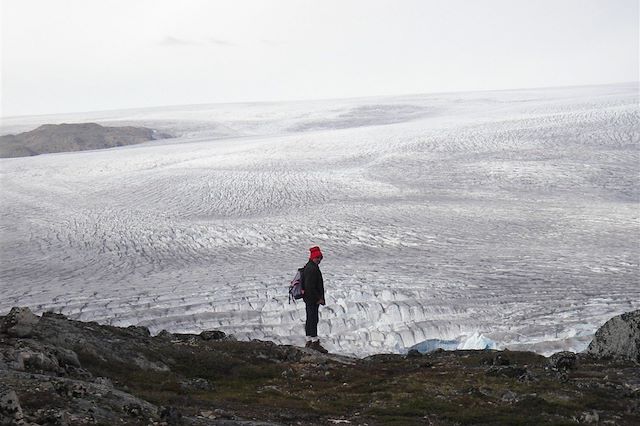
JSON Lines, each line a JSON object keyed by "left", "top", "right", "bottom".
{"left": 309, "top": 246, "right": 323, "bottom": 260}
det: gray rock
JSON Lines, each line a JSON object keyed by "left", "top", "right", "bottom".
{"left": 126, "top": 325, "right": 151, "bottom": 337}
{"left": 501, "top": 390, "right": 518, "bottom": 403}
{"left": 587, "top": 310, "right": 639, "bottom": 362}
{"left": 580, "top": 410, "right": 599, "bottom": 424}
{"left": 54, "top": 348, "right": 81, "bottom": 368}
{"left": 548, "top": 351, "right": 577, "bottom": 371}
{"left": 0, "top": 387, "right": 26, "bottom": 425}
{"left": 156, "top": 329, "right": 174, "bottom": 340}
{"left": 93, "top": 377, "right": 113, "bottom": 387}
{"left": 33, "top": 408, "right": 71, "bottom": 426}
{"left": 19, "top": 350, "right": 62, "bottom": 373}
{"left": 1, "top": 307, "right": 40, "bottom": 338}
{"left": 54, "top": 381, "right": 89, "bottom": 398}
{"left": 200, "top": 330, "right": 227, "bottom": 341}
{"left": 41, "top": 311, "right": 68, "bottom": 320}
{"left": 1, "top": 347, "right": 18, "bottom": 371}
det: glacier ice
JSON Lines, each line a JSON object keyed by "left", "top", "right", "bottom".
{"left": 0, "top": 83, "right": 639, "bottom": 357}
{"left": 409, "top": 338, "right": 459, "bottom": 354}
{"left": 457, "top": 332, "right": 498, "bottom": 350}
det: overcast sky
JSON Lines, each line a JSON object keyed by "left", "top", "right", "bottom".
{"left": 1, "top": 0, "right": 638, "bottom": 117}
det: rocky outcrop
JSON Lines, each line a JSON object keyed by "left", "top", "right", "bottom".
{"left": 587, "top": 310, "right": 639, "bottom": 362}
{"left": 548, "top": 351, "right": 578, "bottom": 371}
{"left": 0, "top": 307, "right": 40, "bottom": 338}
{"left": 0, "top": 386, "right": 26, "bottom": 426}
{"left": 0, "top": 122, "right": 172, "bottom": 158}
{"left": 1, "top": 307, "right": 639, "bottom": 425}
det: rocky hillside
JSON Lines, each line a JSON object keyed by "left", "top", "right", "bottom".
{"left": 1, "top": 308, "right": 639, "bottom": 425}
{"left": 0, "top": 123, "right": 172, "bottom": 158}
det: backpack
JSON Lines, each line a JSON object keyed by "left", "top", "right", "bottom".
{"left": 288, "top": 267, "right": 305, "bottom": 304}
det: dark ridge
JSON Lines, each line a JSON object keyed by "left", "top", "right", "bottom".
{"left": 0, "top": 122, "right": 173, "bottom": 158}
{"left": 1, "top": 307, "right": 638, "bottom": 425}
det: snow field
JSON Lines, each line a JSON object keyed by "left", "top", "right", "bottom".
{"left": 1, "top": 83, "right": 638, "bottom": 356}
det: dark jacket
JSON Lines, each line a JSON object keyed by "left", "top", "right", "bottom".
{"left": 302, "top": 260, "right": 324, "bottom": 304}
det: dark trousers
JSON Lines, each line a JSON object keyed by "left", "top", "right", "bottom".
{"left": 305, "top": 301, "right": 319, "bottom": 338}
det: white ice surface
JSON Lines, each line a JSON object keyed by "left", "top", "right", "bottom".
{"left": 1, "top": 83, "right": 639, "bottom": 357}
{"left": 457, "top": 333, "right": 497, "bottom": 350}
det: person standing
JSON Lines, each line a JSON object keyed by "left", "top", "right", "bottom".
{"left": 303, "top": 246, "right": 328, "bottom": 353}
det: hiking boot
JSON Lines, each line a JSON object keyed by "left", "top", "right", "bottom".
{"left": 310, "top": 340, "right": 329, "bottom": 354}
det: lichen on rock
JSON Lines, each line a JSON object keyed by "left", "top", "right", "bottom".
{"left": 587, "top": 310, "right": 639, "bottom": 362}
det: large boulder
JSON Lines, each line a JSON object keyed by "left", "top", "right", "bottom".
{"left": 1, "top": 307, "right": 40, "bottom": 338}
{"left": 0, "top": 387, "right": 26, "bottom": 425}
{"left": 586, "top": 310, "right": 639, "bottom": 362}
{"left": 548, "top": 351, "right": 577, "bottom": 370}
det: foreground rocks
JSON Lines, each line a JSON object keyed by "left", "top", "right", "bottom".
{"left": 0, "top": 123, "right": 172, "bottom": 158}
{"left": 1, "top": 308, "right": 639, "bottom": 425}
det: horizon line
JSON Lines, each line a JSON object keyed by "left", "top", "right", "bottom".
{"left": 2, "top": 80, "right": 638, "bottom": 121}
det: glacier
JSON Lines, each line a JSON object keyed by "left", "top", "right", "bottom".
{"left": 1, "top": 83, "right": 639, "bottom": 357}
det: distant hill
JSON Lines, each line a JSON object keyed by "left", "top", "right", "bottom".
{"left": 0, "top": 122, "right": 172, "bottom": 158}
